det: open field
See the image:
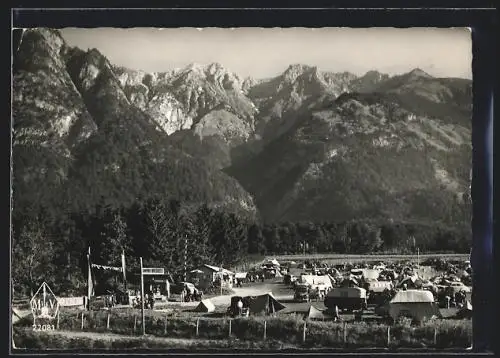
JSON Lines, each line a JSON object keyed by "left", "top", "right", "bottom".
{"left": 269, "top": 253, "right": 469, "bottom": 264}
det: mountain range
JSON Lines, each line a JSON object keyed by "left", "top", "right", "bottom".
{"left": 12, "top": 28, "right": 472, "bottom": 228}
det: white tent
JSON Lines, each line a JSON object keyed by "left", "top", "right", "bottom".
{"left": 301, "top": 275, "right": 334, "bottom": 291}
{"left": 389, "top": 290, "right": 441, "bottom": 322}
{"left": 194, "top": 299, "right": 216, "bottom": 313}
{"left": 264, "top": 258, "right": 280, "bottom": 267}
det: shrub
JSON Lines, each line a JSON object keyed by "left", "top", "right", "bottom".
{"left": 13, "top": 309, "right": 472, "bottom": 349}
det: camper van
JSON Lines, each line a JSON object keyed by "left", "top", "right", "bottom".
{"left": 324, "top": 287, "right": 367, "bottom": 312}
{"left": 294, "top": 283, "right": 310, "bottom": 302}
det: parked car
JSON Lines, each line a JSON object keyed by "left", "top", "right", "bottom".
{"left": 294, "top": 283, "right": 310, "bottom": 302}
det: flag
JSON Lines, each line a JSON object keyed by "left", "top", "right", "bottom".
{"left": 121, "top": 250, "right": 127, "bottom": 288}
{"left": 91, "top": 264, "right": 123, "bottom": 271}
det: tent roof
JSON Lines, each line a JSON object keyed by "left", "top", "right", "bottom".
{"left": 194, "top": 299, "right": 215, "bottom": 312}
{"left": 306, "top": 305, "right": 329, "bottom": 320}
{"left": 363, "top": 269, "right": 380, "bottom": 280}
{"left": 247, "top": 292, "right": 286, "bottom": 314}
{"left": 301, "top": 275, "right": 333, "bottom": 287}
{"left": 202, "top": 264, "right": 234, "bottom": 275}
{"left": 235, "top": 272, "right": 247, "bottom": 279}
{"left": 390, "top": 290, "right": 434, "bottom": 303}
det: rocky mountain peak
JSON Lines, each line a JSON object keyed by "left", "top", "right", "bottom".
{"left": 407, "top": 68, "right": 432, "bottom": 79}
{"left": 283, "top": 64, "right": 315, "bottom": 83}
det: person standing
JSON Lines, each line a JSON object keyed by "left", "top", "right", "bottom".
{"left": 237, "top": 299, "right": 243, "bottom": 316}
{"left": 334, "top": 305, "right": 340, "bottom": 322}
{"left": 149, "top": 294, "right": 155, "bottom": 310}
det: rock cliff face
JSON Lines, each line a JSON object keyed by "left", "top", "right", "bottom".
{"left": 12, "top": 28, "right": 472, "bottom": 226}
{"left": 12, "top": 28, "right": 257, "bottom": 218}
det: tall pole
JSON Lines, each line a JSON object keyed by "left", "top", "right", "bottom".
{"left": 87, "top": 246, "right": 91, "bottom": 311}
{"left": 220, "top": 266, "right": 223, "bottom": 296}
{"left": 184, "top": 234, "right": 188, "bottom": 282}
{"left": 417, "top": 247, "right": 420, "bottom": 268}
{"left": 140, "top": 257, "right": 145, "bottom": 336}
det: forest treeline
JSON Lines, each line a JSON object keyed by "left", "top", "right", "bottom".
{"left": 12, "top": 198, "right": 471, "bottom": 298}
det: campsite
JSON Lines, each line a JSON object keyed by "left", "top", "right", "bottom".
{"left": 13, "top": 254, "right": 473, "bottom": 350}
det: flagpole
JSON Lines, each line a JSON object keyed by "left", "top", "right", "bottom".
{"left": 140, "top": 257, "right": 145, "bottom": 336}
{"left": 87, "top": 246, "right": 92, "bottom": 311}
{"left": 122, "top": 250, "right": 127, "bottom": 291}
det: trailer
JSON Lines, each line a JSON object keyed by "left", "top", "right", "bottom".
{"left": 324, "top": 287, "right": 367, "bottom": 312}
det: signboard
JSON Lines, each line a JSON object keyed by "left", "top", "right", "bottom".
{"left": 57, "top": 296, "right": 85, "bottom": 307}
{"left": 30, "top": 282, "right": 59, "bottom": 321}
{"left": 142, "top": 268, "right": 165, "bottom": 275}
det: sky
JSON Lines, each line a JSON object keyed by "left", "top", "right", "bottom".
{"left": 59, "top": 27, "right": 472, "bottom": 80}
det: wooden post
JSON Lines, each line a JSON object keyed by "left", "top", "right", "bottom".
{"left": 434, "top": 327, "right": 437, "bottom": 346}
{"left": 343, "top": 321, "right": 347, "bottom": 344}
{"left": 263, "top": 321, "right": 267, "bottom": 340}
{"left": 196, "top": 318, "right": 200, "bottom": 336}
{"left": 106, "top": 312, "right": 110, "bottom": 330}
{"left": 387, "top": 326, "right": 391, "bottom": 347}
{"left": 134, "top": 315, "right": 137, "bottom": 332}
{"left": 164, "top": 317, "right": 168, "bottom": 335}
{"left": 140, "top": 257, "right": 145, "bottom": 336}
{"left": 229, "top": 319, "right": 232, "bottom": 337}
{"left": 303, "top": 321, "right": 307, "bottom": 343}
{"left": 56, "top": 312, "right": 60, "bottom": 330}
{"left": 81, "top": 312, "right": 84, "bottom": 330}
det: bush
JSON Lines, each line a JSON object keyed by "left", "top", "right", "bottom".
{"left": 13, "top": 309, "right": 472, "bottom": 349}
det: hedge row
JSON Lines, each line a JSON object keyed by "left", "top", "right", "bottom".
{"left": 18, "top": 309, "right": 472, "bottom": 349}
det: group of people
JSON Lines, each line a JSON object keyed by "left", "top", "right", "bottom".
{"left": 248, "top": 273, "right": 266, "bottom": 283}
{"left": 181, "top": 286, "right": 203, "bottom": 302}
{"left": 441, "top": 289, "right": 468, "bottom": 309}
{"left": 131, "top": 291, "right": 156, "bottom": 309}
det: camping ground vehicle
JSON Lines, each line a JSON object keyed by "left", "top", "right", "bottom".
{"left": 387, "top": 289, "right": 441, "bottom": 324}
{"left": 227, "top": 296, "right": 250, "bottom": 317}
{"left": 324, "top": 287, "right": 368, "bottom": 312}
{"left": 171, "top": 282, "right": 203, "bottom": 302}
{"left": 294, "top": 283, "right": 310, "bottom": 302}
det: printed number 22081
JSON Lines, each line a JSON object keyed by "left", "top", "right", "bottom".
{"left": 32, "top": 324, "right": 55, "bottom": 331}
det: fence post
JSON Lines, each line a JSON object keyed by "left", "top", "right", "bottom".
{"left": 303, "top": 321, "right": 307, "bottom": 343}
{"left": 387, "top": 326, "right": 391, "bottom": 347}
{"left": 56, "top": 312, "right": 60, "bottom": 330}
{"left": 106, "top": 312, "right": 111, "bottom": 330}
{"left": 229, "top": 319, "right": 232, "bottom": 337}
{"left": 134, "top": 315, "right": 137, "bottom": 333}
{"left": 164, "top": 317, "right": 168, "bottom": 335}
{"left": 434, "top": 327, "right": 437, "bottom": 346}
{"left": 196, "top": 318, "right": 200, "bottom": 336}
{"left": 263, "top": 321, "right": 267, "bottom": 340}
{"left": 343, "top": 321, "right": 347, "bottom": 345}
{"left": 81, "top": 312, "right": 84, "bottom": 330}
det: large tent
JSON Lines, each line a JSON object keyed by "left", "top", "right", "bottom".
{"left": 362, "top": 269, "right": 380, "bottom": 282}
{"left": 247, "top": 293, "right": 286, "bottom": 315}
{"left": 194, "top": 299, "right": 216, "bottom": 313}
{"left": 389, "top": 290, "right": 441, "bottom": 322}
{"left": 300, "top": 275, "right": 334, "bottom": 290}
{"left": 305, "top": 305, "right": 331, "bottom": 320}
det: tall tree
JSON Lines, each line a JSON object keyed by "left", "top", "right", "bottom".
{"left": 12, "top": 217, "right": 56, "bottom": 297}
